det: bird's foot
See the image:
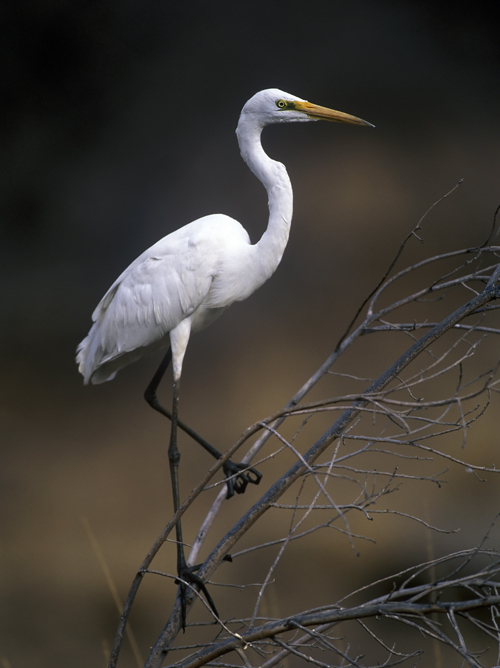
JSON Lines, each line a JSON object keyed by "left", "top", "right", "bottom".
{"left": 222, "top": 460, "right": 262, "bottom": 498}
{"left": 175, "top": 562, "right": 219, "bottom": 632}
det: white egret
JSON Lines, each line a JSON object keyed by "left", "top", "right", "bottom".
{"left": 77, "top": 88, "right": 372, "bottom": 624}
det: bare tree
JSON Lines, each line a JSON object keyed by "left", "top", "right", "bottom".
{"left": 105, "top": 187, "right": 500, "bottom": 668}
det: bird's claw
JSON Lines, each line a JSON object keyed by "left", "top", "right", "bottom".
{"left": 222, "top": 460, "right": 262, "bottom": 498}
{"left": 175, "top": 564, "right": 219, "bottom": 631}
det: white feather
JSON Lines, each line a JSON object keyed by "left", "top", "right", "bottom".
{"left": 77, "top": 88, "right": 370, "bottom": 385}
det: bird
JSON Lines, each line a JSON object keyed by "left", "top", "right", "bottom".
{"left": 76, "top": 88, "right": 373, "bottom": 626}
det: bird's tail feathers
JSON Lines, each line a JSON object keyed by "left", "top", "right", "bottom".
{"left": 76, "top": 326, "right": 117, "bottom": 384}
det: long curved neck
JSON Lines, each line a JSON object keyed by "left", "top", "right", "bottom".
{"left": 236, "top": 117, "right": 293, "bottom": 282}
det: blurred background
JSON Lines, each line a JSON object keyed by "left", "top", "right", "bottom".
{"left": 2, "top": 1, "right": 500, "bottom": 666}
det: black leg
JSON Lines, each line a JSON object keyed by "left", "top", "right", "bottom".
{"left": 144, "top": 349, "right": 262, "bottom": 498}
{"left": 168, "top": 379, "right": 219, "bottom": 630}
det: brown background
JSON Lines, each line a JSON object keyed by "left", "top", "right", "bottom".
{"left": 2, "top": 1, "right": 500, "bottom": 666}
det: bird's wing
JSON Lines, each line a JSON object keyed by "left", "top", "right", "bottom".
{"left": 78, "top": 217, "right": 227, "bottom": 382}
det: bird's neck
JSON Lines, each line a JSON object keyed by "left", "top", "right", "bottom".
{"left": 236, "top": 120, "right": 293, "bottom": 282}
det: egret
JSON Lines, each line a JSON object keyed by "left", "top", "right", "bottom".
{"left": 77, "top": 88, "right": 372, "bottom": 625}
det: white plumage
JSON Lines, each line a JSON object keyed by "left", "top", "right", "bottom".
{"left": 77, "top": 88, "right": 371, "bottom": 386}
{"left": 78, "top": 214, "right": 246, "bottom": 383}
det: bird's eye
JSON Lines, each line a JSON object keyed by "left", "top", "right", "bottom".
{"left": 276, "top": 99, "right": 288, "bottom": 109}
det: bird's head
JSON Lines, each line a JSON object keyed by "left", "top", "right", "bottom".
{"left": 239, "top": 88, "right": 374, "bottom": 129}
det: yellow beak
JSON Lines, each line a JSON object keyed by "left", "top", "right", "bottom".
{"left": 294, "top": 100, "right": 374, "bottom": 127}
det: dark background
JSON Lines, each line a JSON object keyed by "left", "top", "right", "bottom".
{"left": 2, "top": 2, "right": 500, "bottom": 666}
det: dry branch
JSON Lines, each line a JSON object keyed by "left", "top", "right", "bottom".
{"left": 108, "top": 204, "right": 500, "bottom": 668}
